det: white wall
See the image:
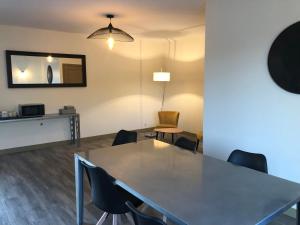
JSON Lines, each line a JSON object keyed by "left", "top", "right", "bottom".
{"left": 0, "top": 25, "right": 164, "bottom": 150}
{"left": 163, "top": 29, "right": 205, "bottom": 133}
{"left": 205, "top": 0, "right": 300, "bottom": 183}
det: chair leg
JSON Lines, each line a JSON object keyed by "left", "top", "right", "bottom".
{"left": 163, "top": 215, "right": 167, "bottom": 223}
{"left": 96, "top": 212, "right": 109, "bottom": 225}
{"left": 125, "top": 213, "right": 135, "bottom": 225}
{"left": 112, "top": 214, "right": 118, "bottom": 225}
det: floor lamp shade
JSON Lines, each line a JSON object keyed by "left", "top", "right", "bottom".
{"left": 153, "top": 72, "right": 170, "bottom": 111}
{"left": 153, "top": 72, "right": 171, "bottom": 82}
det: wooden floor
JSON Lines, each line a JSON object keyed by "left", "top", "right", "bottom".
{"left": 0, "top": 132, "right": 296, "bottom": 225}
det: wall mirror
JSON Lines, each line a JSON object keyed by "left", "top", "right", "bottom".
{"left": 6, "top": 50, "right": 86, "bottom": 88}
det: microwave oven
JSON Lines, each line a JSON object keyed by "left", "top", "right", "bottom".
{"left": 18, "top": 104, "right": 45, "bottom": 117}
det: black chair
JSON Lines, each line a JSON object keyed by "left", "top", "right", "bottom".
{"left": 112, "top": 129, "right": 137, "bottom": 146}
{"left": 126, "top": 201, "right": 167, "bottom": 225}
{"left": 174, "top": 137, "right": 197, "bottom": 153}
{"left": 227, "top": 149, "right": 268, "bottom": 173}
{"left": 82, "top": 162, "right": 143, "bottom": 225}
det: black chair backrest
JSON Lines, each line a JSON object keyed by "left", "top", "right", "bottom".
{"left": 227, "top": 149, "right": 268, "bottom": 173}
{"left": 126, "top": 201, "right": 167, "bottom": 225}
{"left": 81, "top": 162, "right": 129, "bottom": 214}
{"left": 112, "top": 129, "right": 137, "bottom": 146}
{"left": 175, "top": 137, "right": 197, "bottom": 152}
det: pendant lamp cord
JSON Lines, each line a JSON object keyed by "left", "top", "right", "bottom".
{"left": 139, "top": 40, "right": 144, "bottom": 128}
{"left": 161, "top": 39, "right": 171, "bottom": 111}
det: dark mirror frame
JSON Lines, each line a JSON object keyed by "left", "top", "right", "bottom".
{"left": 5, "top": 50, "right": 87, "bottom": 88}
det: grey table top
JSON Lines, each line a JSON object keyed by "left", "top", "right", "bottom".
{"left": 77, "top": 139, "right": 300, "bottom": 225}
{"left": 0, "top": 113, "right": 78, "bottom": 124}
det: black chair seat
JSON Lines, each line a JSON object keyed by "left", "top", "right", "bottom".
{"left": 112, "top": 129, "right": 137, "bottom": 146}
{"left": 115, "top": 185, "right": 143, "bottom": 208}
{"left": 227, "top": 149, "right": 268, "bottom": 173}
{"left": 175, "top": 137, "right": 197, "bottom": 152}
{"left": 126, "top": 201, "right": 167, "bottom": 225}
{"left": 82, "top": 161, "right": 143, "bottom": 216}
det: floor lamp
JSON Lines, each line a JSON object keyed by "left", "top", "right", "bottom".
{"left": 153, "top": 71, "right": 171, "bottom": 111}
{"left": 144, "top": 71, "right": 170, "bottom": 138}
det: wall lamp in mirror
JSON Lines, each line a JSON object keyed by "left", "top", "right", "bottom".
{"left": 6, "top": 50, "right": 87, "bottom": 88}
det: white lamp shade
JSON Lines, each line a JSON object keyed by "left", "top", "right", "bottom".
{"left": 153, "top": 72, "right": 171, "bottom": 82}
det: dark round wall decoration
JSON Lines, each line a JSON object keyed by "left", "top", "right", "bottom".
{"left": 47, "top": 65, "right": 53, "bottom": 84}
{"left": 268, "top": 21, "right": 300, "bottom": 94}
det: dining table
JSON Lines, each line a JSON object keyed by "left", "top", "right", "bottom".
{"left": 74, "top": 139, "right": 300, "bottom": 225}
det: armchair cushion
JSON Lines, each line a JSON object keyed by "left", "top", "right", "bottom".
{"left": 156, "top": 124, "right": 177, "bottom": 128}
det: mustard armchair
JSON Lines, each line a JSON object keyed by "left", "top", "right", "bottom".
{"left": 156, "top": 111, "right": 180, "bottom": 128}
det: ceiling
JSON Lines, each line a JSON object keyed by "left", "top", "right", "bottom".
{"left": 0, "top": 0, "right": 205, "bottom": 38}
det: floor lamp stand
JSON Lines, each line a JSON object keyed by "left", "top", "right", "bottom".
{"left": 161, "top": 82, "right": 167, "bottom": 111}
{"left": 145, "top": 82, "right": 167, "bottom": 138}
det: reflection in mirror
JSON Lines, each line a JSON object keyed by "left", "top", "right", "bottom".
{"left": 6, "top": 51, "right": 86, "bottom": 88}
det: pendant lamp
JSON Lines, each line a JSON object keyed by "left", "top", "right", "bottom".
{"left": 87, "top": 14, "right": 134, "bottom": 50}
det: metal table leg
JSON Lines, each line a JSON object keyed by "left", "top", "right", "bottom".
{"left": 75, "top": 114, "right": 81, "bottom": 147}
{"left": 161, "top": 132, "right": 165, "bottom": 140}
{"left": 75, "top": 155, "right": 84, "bottom": 225}
{"left": 297, "top": 202, "right": 300, "bottom": 225}
{"left": 70, "top": 116, "right": 75, "bottom": 144}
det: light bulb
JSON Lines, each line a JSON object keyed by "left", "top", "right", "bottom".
{"left": 107, "top": 37, "right": 115, "bottom": 50}
{"left": 47, "top": 55, "right": 53, "bottom": 63}
{"left": 18, "top": 69, "right": 27, "bottom": 79}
